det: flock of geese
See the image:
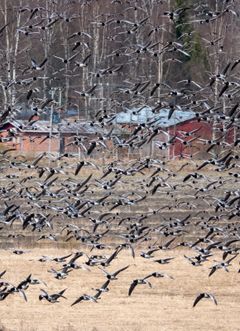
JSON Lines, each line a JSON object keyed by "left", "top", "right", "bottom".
{"left": 0, "top": 0, "right": 239, "bottom": 317}
{"left": 0, "top": 149, "right": 239, "bottom": 308}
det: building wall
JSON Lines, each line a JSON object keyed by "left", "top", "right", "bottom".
{"left": 0, "top": 129, "right": 20, "bottom": 150}
{"left": 169, "top": 120, "right": 212, "bottom": 159}
{"left": 168, "top": 120, "right": 235, "bottom": 159}
{"left": 19, "top": 133, "right": 60, "bottom": 153}
{"left": 0, "top": 120, "right": 235, "bottom": 159}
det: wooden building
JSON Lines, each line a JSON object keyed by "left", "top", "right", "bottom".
{"left": 114, "top": 107, "right": 235, "bottom": 160}
{"left": 0, "top": 120, "right": 106, "bottom": 157}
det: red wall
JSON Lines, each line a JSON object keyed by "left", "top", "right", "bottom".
{"left": 168, "top": 120, "right": 234, "bottom": 159}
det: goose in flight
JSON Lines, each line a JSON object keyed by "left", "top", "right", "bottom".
{"left": 71, "top": 291, "right": 101, "bottom": 306}
{"left": 128, "top": 278, "right": 152, "bottom": 296}
{"left": 100, "top": 246, "right": 123, "bottom": 267}
{"left": 73, "top": 53, "right": 92, "bottom": 69}
{"left": 128, "top": 271, "right": 173, "bottom": 296}
{"left": 193, "top": 293, "right": 217, "bottom": 307}
{"left": 208, "top": 254, "right": 238, "bottom": 277}
{"left": 144, "top": 272, "right": 174, "bottom": 280}
{"left": 31, "top": 57, "right": 48, "bottom": 70}
{"left": 39, "top": 288, "right": 67, "bottom": 303}
{"left": 140, "top": 247, "right": 160, "bottom": 259}
{"left": 53, "top": 52, "right": 80, "bottom": 64}
{"left": 92, "top": 280, "right": 110, "bottom": 293}
{"left": 154, "top": 257, "right": 175, "bottom": 264}
{"left": 74, "top": 84, "right": 98, "bottom": 97}
{"left": 47, "top": 267, "right": 72, "bottom": 280}
{"left": 68, "top": 31, "right": 92, "bottom": 39}
{"left": 98, "top": 265, "right": 129, "bottom": 280}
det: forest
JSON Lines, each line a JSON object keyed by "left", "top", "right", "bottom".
{"left": 0, "top": 0, "right": 239, "bottom": 123}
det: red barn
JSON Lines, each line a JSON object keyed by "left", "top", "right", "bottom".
{"left": 114, "top": 107, "right": 235, "bottom": 160}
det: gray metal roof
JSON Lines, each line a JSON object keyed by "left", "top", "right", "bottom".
{"left": 1, "top": 119, "right": 104, "bottom": 135}
{"left": 0, "top": 119, "right": 24, "bottom": 131}
{"left": 115, "top": 107, "right": 196, "bottom": 127}
{"left": 59, "top": 121, "right": 104, "bottom": 135}
{"left": 25, "top": 120, "right": 59, "bottom": 133}
{"left": 0, "top": 120, "right": 57, "bottom": 133}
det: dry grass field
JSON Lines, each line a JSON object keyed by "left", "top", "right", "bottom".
{"left": 0, "top": 247, "right": 239, "bottom": 331}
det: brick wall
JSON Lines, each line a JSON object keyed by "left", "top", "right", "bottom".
{"left": 19, "top": 133, "right": 60, "bottom": 153}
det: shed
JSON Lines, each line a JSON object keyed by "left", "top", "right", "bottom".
{"left": 0, "top": 119, "right": 106, "bottom": 156}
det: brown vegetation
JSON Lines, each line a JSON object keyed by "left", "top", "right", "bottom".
{"left": 0, "top": 248, "right": 239, "bottom": 331}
